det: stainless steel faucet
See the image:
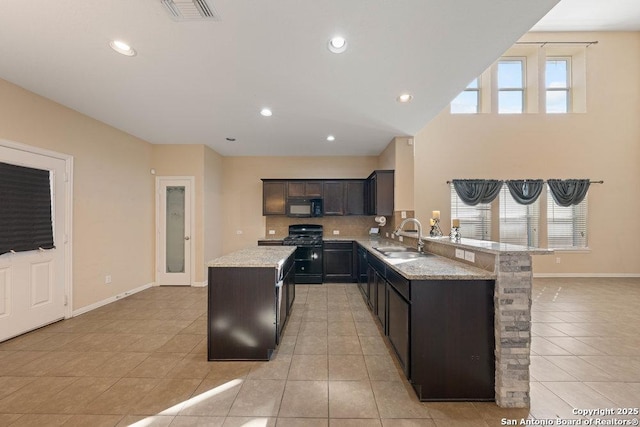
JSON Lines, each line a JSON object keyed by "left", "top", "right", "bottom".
{"left": 393, "top": 218, "right": 425, "bottom": 253}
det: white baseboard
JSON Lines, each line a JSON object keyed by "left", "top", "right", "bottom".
{"left": 72, "top": 282, "right": 154, "bottom": 317}
{"left": 534, "top": 273, "right": 640, "bottom": 278}
{"left": 192, "top": 280, "right": 208, "bottom": 288}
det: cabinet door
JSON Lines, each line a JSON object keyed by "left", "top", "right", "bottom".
{"left": 305, "top": 181, "right": 323, "bottom": 198}
{"left": 323, "top": 242, "right": 354, "bottom": 282}
{"left": 263, "top": 181, "right": 286, "bottom": 215}
{"left": 287, "top": 181, "right": 306, "bottom": 198}
{"left": 366, "top": 171, "right": 394, "bottom": 216}
{"left": 345, "top": 180, "right": 365, "bottom": 215}
{"left": 387, "top": 284, "right": 410, "bottom": 376}
{"left": 323, "top": 181, "right": 345, "bottom": 215}
{"left": 376, "top": 274, "right": 386, "bottom": 332}
{"left": 288, "top": 181, "right": 323, "bottom": 198}
{"left": 366, "top": 265, "right": 377, "bottom": 310}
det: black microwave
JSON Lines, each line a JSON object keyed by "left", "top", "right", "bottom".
{"left": 287, "top": 198, "right": 323, "bottom": 217}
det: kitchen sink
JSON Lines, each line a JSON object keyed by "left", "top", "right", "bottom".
{"left": 373, "top": 246, "right": 413, "bottom": 253}
{"left": 373, "top": 246, "right": 432, "bottom": 259}
{"left": 384, "top": 252, "right": 428, "bottom": 259}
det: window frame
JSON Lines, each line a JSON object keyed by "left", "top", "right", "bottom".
{"left": 546, "top": 187, "right": 588, "bottom": 250}
{"left": 450, "top": 77, "right": 481, "bottom": 114}
{"left": 545, "top": 56, "right": 572, "bottom": 114}
{"left": 497, "top": 57, "right": 526, "bottom": 114}
{"left": 498, "top": 184, "right": 540, "bottom": 247}
{"left": 450, "top": 184, "right": 492, "bottom": 241}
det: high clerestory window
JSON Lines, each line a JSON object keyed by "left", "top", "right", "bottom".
{"left": 498, "top": 58, "right": 525, "bottom": 114}
{"left": 546, "top": 58, "right": 571, "bottom": 113}
{"left": 450, "top": 78, "right": 480, "bottom": 114}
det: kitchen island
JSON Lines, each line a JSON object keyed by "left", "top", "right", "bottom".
{"left": 207, "top": 246, "right": 296, "bottom": 361}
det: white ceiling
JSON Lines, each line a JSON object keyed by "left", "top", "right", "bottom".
{"left": 3, "top": 0, "right": 632, "bottom": 157}
{"left": 533, "top": 0, "right": 640, "bottom": 32}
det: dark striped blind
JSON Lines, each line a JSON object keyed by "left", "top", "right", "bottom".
{"left": 0, "top": 162, "right": 55, "bottom": 255}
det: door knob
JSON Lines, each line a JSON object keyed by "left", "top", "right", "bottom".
{"left": 184, "top": 236, "right": 190, "bottom": 240}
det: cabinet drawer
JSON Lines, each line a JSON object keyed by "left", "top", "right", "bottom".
{"left": 386, "top": 267, "right": 410, "bottom": 301}
{"left": 323, "top": 241, "right": 353, "bottom": 250}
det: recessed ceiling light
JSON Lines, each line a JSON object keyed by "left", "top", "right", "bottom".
{"left": 260, "top": 108, "right": 272, "bottom": 117}
{"left": 109, "top": 39, "right": 136, "bottom": 56}
{"left": 326, "top": 135, "right": 336, "bottom": 142}
{"left": 397, "top": 93, "right": 413, "bottom": 103}
{"left": 328, "top": 36, "right": 347, "bottom": 54}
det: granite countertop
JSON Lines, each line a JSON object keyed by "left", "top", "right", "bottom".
{"left": 207, "top": 246, "right": 295, "bottom": 268}
{"left": 422, "top": 235, "right": 553, "bottom": 256}
{"left": 354, "top": 237, "right": 496, "bottom": 281}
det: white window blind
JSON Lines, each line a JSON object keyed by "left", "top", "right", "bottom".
{"left": 499, "top": 185, "right": 540, "bottom": 247}
{"left": 450, "top": 184, "right": 491, "bottom": 240}
{"left": 547, "top": 187, "right": 588, "bottom": 249}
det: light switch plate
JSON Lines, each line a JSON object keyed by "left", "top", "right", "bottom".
{"left": 333, "top": 230, "right": 340, "bottom": 235}
{"left": 455, "top": 249, "right": 465, "bottom": 259}
{"left": 268, "top": 229, "right": 275, "bottom": 235}
{"left": 465, "top": 251, "right": 475, "bottom": 263}
{"left": 401, "top": 211, "right": 407, "bottom": 219}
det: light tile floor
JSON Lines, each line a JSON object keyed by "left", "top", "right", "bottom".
{"left": 0, "top": 278, "right": 639, "bottom": 426}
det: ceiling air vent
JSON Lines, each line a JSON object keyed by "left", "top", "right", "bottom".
{"left": 161, "top": 0, "right": 220, "bottom": 21}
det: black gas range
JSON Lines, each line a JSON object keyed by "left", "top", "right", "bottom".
{"left": 283, "top": 224, "right": 323, "bottom": 284}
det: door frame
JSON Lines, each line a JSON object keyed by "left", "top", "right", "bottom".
{"left": 0, "top": 138, "right": 74, "bottom": 319}
{"left": 155, "top": 176, "right": 195, "bottom": 286}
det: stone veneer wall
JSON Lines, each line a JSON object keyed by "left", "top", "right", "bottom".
{"left": 493, "top": 253, "right": 533, "bottom": 408}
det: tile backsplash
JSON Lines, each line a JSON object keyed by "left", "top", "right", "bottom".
{"left": 265, "top": 215, "right": 381, "bottom": 238}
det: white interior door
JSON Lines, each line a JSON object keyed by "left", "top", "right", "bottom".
{"left": 0, "top": 143, "right": 69, "bottom": 342}
{"left": 156, "top": 177, "right": 194, "bottom": 286}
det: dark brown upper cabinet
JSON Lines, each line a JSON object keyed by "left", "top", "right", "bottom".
{"left": 287, "top": 181, "right": 323, "bottom": 198}
{"left": 262, "top": 180, "right": 287, "bottom": 215}
{"left": 366, "top": 170, "right": 394, "bottom": 216}
{"left": 323, "top": 181, "right": 345, "bottom": 215}
{"left": 345, "top": 180, "right": 366, "bottom": 215}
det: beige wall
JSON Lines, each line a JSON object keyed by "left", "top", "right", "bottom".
{"left": 221, "top": 156, "right": 378, "bottom": 254}
{"left": 152, "top": 145, "right": 225, "bottom": 284}
{"left": 204, "top": 146, "right": 224, "bottom": 281}
{"left": 0, "top": 78, "right": 155, "bottom": 309}
{"left": 413, "top": 32, "right": 640, "bottom": 275}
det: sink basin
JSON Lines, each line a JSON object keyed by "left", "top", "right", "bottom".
{"left": 373, "top": 246, "right": 414, "bottom": 253}
{"left": 373, "top": 246, "right": 432, "bottom": 259}
{"left": 384, "top": 252, "right": 427, "bottom": 259}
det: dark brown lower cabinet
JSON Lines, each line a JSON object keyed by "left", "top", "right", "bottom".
{"left": 386, "top": 283, "right": 409, "bottom": 376}
{"left": 357, "top": 244, "right": 495, "bottom": 402}
{"left": 375, "top": 273, "right": 386, "bottom": 332}
{"left": 323, "top": 241, "right": 355, "bottom": 282}
{"left": 410, "top": 279, "right": 495, "bottom": 401}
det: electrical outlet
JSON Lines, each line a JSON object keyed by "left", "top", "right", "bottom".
{"left": 556, "top": 257, "right": 561, "bottom": 264}
{"left": 465, "top": 251, "right": 475, "bottom": 263}
{"left": 333, "top": 230, "right": 340, "bottom": 235}
{"left": 401, "top": 211, "right": 407, "bottom": 219}
{"left": 398, "top": 236, "right": 403, "bottom": 242}
{"left": 236, "top": 230, "right": 243, "bottom": 235}
{"left": 385, "top": 232, "right": 389, "bottom": 238}
{"left": 105, "top": 275, "right": 112, "bottom": 284}
{"left": 455, "top": 249, "right": 465, "bottom": 259}
{"left": 268, "top": 229, "right": 275, "bottom": 235}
